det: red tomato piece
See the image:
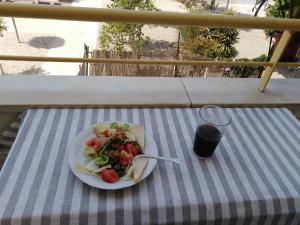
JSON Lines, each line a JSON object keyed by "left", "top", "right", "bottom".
{"left": 120, "top": 150, "right": 129, "bottom": 160}
{"left": 100, "top": 169, "right": 119, "bottom": 183}
{"left": 86, "top": 138, "right": 98, "bottom": 150}
{"left": 119, "top": 150, "right": 130, "bottom": 166}
{"left": 119, "top": 158, "right": 129, "bottom": 166}
{"left": 86, "top": 137, "right": 108, "bottom": 151}
{"left": 125, "top": 144, "right": 138, "bottom": 157}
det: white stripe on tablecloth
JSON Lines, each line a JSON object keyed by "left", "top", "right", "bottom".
{"left": 139, "top": 109, "right": 160, "bottom": 225}
{"left": 229, "top": 109, "right": 286, "bottom": 223}
{"left": 60, "top": 109, "right": 87, "bottom": 225}
{"left": 40, "top": 109, "right": 77, "bottom": 225}
{"left": 30, "top": 109, "right": 68, "bottom": 225}
{"left": 239, "top": 108, "right": 298, "bottom": 195}
{"left": 144, "top": 109, "right": 168, "bottom": 225}
{"left": 225, "top": 109, "right": 274, "bottom": 224}
{"left": 247, "top": 109, "right": 300, "bottom": 194}
{"left": 240, "top": 108, "right": 296, "bottom": 224}
{"left": 13, "top": 109, "right": 57, "bottom": 224}
{"left": 76, "top": 109, "right": 94, "bottom": 225}
{"left": 174, "top": 109, "right": 213, "bottom": 223}
{"left": 88, "top": 109, "right": 104, "bottom": 225}
{"left": 250, "top": 108, "right": 300, "bottom": 224}
{"left": 219, "top": 109, "right": 266, "bottom": 225}
{"left": 154, "top": 109, "right": 184, "bottom": 223}
{"left": 132, "top": 108, "right": 150, "bottom": 225}
{"left": 266, "top": 108, "right": 300, "bottom": 151}
{"left": 188, "top": 109, "right": 235, "bottom": 225}
{"left": 165, "top": 109, "right": 201, "bottom": 223}
{"left": 0, "top": 109, "right": 45, "bottom": 223}
{"left": 280, "top": 108, "right": 300, "bottom": 130}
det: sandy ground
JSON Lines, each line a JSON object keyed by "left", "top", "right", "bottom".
{"left": 1, "top": 0, "right": 101, "bottom": 75}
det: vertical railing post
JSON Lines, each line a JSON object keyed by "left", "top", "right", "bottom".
{"left": 259, "top": 30, "right": 293, "bottom": 92}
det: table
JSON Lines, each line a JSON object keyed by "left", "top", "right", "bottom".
{"left": 0, "top": 108, "right": 300, "bottom": 225}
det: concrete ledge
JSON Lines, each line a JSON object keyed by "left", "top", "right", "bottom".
{"left": 182, "top": 78, "right": 300, "bottom": 107}
{"left": 0, "top": 75, "right": 191, "bottom": 111}
{"left": 0, "top": 76, "right": 300, "bottom": 112}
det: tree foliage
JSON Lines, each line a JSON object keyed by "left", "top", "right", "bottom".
{"left": 179, "top": 12, "right": 239, "bottom": 59}
{"left": 0, "top": 18, "right": 7, "bottom": 37}
{"left": 223, "top": 55, "right": 267, "bottom": 78}
{"left": 98, "top": 0, "right": 158, "bottom": 52}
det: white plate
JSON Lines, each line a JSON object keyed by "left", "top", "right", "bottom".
{"left": 69, "top": 122, "right": 158, "bottom": 190}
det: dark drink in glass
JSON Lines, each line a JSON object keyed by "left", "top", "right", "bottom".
{"left": 193, "top": 124, "right": 222, "bottom": 158}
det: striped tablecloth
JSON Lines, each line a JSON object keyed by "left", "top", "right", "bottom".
{"left": 0, "top": 108, "right": 300, "bottom": 225}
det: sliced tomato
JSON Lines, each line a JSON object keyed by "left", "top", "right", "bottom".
{"left": 100, "top": 169, "right": 119, "bottom": 183}
{"left": 86, "top": 137, "right": 108, "bottom": 151}
{"left": 86, "top": 138, "right": 99, "bottom": 150}
{"left": 119, "top": 158, "right": 129, "bottom": 166}
{"left": 120, "top": 150, "right": 129, "bottom": 160}
{"left": 125, "top": 143, "right": 138, "bottom": 157}
{"left": 119, "top": 150, "right": 129, "bottom": 166}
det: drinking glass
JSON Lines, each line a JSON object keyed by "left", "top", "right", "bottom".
{"left": 193, "top": 105, "right": 232, "bottom": 159}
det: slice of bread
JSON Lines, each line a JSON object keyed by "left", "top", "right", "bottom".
{"left": 133, "top": 157, "right": 148, "bottom": 181}
{"left": 130, "top": 124, "right": 145, "bottom": 151}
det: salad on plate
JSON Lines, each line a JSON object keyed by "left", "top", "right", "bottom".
{"left": 74, "top": 122, "right": 148, "bottom": 183}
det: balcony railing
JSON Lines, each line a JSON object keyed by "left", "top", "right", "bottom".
{"left": 0, "top": 2, "right": 300, "bottom": 92}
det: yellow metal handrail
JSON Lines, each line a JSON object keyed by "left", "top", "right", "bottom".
{"left": 0, "top": 55, "right": 274, "bottom": 66}
{"left": 0, "top": 2, "right": 300, "bottom": 92}
{"left": 0, "top": 3, "right": 300, "bottom": 30}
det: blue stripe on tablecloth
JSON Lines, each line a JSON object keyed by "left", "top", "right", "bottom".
{"left": 1, "top": 110, "right": 50, "bottom": 225}
{"left": 148, "top": 109, "right": 176, "bottom": 224}
{"left": 138, "top": 109, "right": 158, "bottom": 225}
{"left": 0, "top": 108, "right": 300, "bottom": 225}
{"left": 21, "top": 110, "right": 62, "bottom": 225}
{"left": 230, "top": 108, "right": 286, "bottom": 224}
{"left": 240, "top": 108, "right": 296, "bottom": 225}
{"left": 60, "top": 109, "right": 86, "bottom": 225}
{"left": 78, "top": 109, "right": 95, "bottom": 225}
{"left": 128, "top": 109, "right": 142, "bottom": 224}
{"left": 157, "top": 109, "right": 191, "bottom": 223}
{"left": 40, "top": 109, "right": 75, "bottom": 225}
{"left": 225, "top": 109, "right": 271, "bottom": 224}
{"left": 187, "top": 109, "right": 226, "bottom": 224}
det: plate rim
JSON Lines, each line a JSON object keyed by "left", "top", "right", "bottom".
{"left": 69, "top": 121, "right": 158, "bottom": 190}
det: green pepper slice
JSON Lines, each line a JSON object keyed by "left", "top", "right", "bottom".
{"left": 95, "top": 154, "right": 109, "bottom": 166}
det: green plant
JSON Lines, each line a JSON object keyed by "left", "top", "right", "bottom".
{"left": 0, "top": 18, "right": 7, "bottom": 37}
{"left": 223, "top": 55, "right": 268, "bottom": 78}
{"left": 98, "top": 0, "right": 158, "bottom": 52}
{"left": 263, "top": 0, "right": 289, "bottom": 36}
{"left": 179, "top": 11, "right": 239, "bottom": 59}
{"left": 177, "top": 0, "right": 207, "bottom": 8}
